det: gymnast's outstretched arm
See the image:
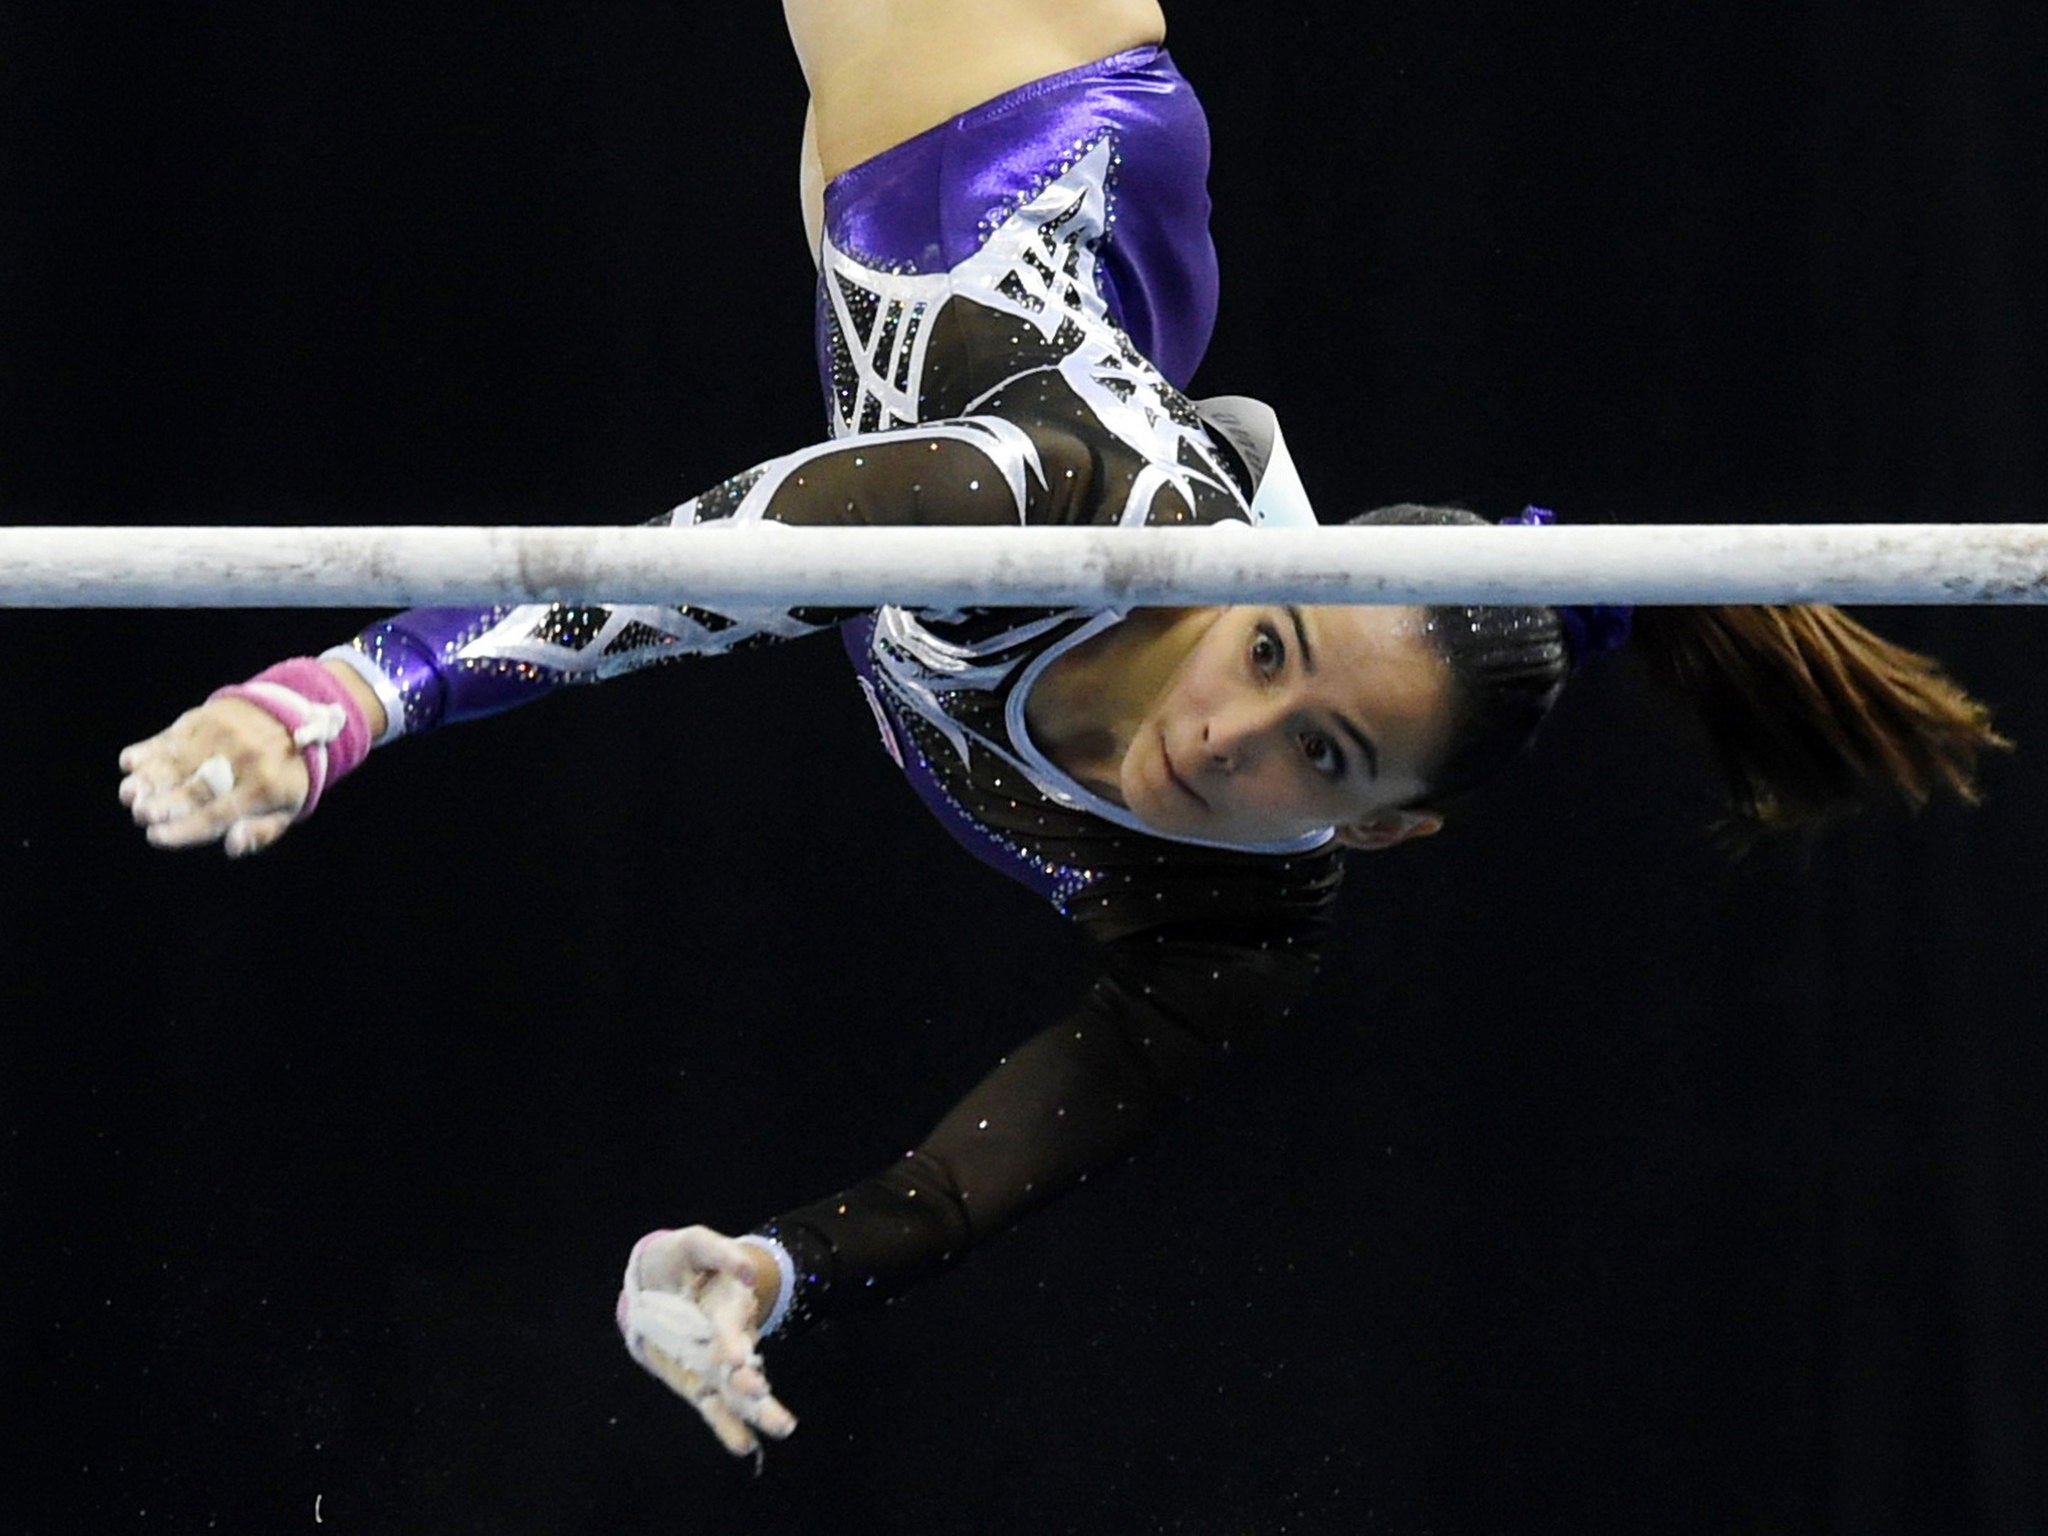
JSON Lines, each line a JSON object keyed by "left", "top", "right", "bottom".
{"left": 122, "top": 0, "right": 1184, "bottom": 854}
{"left": 116, "top": 412, "right": 1105, "bottom": 855}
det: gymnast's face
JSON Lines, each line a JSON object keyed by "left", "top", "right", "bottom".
{"left": 1123, "top": 604, "right": 1453, "bottom": 849}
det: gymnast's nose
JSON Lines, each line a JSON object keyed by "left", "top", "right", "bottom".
{"left": 1203, "top": 698, "right": 1281, "bottom": 773}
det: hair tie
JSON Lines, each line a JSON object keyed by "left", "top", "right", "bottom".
{"left": 1500, "top": 506, "right": 1634, "bottom": 667}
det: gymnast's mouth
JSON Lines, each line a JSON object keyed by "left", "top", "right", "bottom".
{"left": 1161, "top": 733, "right": 1208, "bottom": 809}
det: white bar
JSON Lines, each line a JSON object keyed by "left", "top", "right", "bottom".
{"left": 0, "top": 524, "right": 2044, "bottom": 607}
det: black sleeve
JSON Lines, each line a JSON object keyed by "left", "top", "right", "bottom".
{"left": 754, "top": 902, "right": 1335, "bottom": 1335}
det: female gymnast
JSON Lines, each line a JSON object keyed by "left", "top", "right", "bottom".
{"left": 112, "top": 0, "right": 2007, "bottom": 1459}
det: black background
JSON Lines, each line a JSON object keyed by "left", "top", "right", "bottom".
{"left": 4, "top": 4, "right": 2045, "bottom": 1532}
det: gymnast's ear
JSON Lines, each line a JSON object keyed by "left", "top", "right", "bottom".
{"left": 1333, "top": 808, "right": 1444, "bottom": 852}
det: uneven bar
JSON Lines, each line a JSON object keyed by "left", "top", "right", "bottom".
{"left": 0, "top": 524, "right": 2044, "bottom": 608}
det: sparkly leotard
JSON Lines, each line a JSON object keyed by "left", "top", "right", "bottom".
{"left": 325, "top": 48, "right": 1346, "bottom": 1331}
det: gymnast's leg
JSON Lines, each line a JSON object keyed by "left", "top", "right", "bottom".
{"left": 788, "top": 0, "right": 1215, "bottom": 390}
{"left": 786, "top": 0, "right": 1169, "bottom": 184}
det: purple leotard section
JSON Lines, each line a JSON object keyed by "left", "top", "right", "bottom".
{"left": 820, "top": 45, "right": 1218, "bottom": 392}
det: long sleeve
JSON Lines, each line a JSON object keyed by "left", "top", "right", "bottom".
{"left": 754, "top": 871, "right": 1339, "bottom": 1334}
{"left": 330, "top": 414, "right": 1107, "bottom": 740}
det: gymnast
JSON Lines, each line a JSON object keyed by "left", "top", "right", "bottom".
{"left": 113, "top": 0, "right": 2006, "bottom": 1458}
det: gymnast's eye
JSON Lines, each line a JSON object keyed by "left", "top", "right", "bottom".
{"left": 1250, "top": 623, "right": 1284, "bottom": 677}
{"left": 1300, "top": 731, "right": 1344, "bottom": 779}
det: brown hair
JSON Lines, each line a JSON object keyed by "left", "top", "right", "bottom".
{"left": 1630, "top": 604, "right": 2011, "bottom": 842}
{"left": 1350, "top": 505, "right": 2012, "bottom": 840}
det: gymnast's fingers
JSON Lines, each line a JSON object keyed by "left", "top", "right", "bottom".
{"left": 697, "top": 1276, "right": 796, "bottom": 1440}
{"left": 674, "top": 1226, "right": 762, "bottom": 1288}
{"left": 122, "top": 771, "right": 179, "bottom": 819}
{"left": 223, "top": 811, "right": 296, "bottom": 859}
{"left": 728, "top": 1369, "right": 797, "bottom": 1441}
{"left": 149, "top": 753, "right": 309, "bottom": 847}
{"left": 118, "top": 758, "right": 184, "bottom": 807}
{"left": 145, "top": 778, "right": 287, "bottom": 850}
{"left": 122, "top": 698, "right": 298, "bottom": 821}
{"left": 694, "top": 1391, "right": 761, "bottom": 1459}
{"left": 119, "top": 707, "right": 205, "bottom": 767}
{"left": 642, "top": 1343, "right": 759, "bottom": 1458}
{"left": 127, "top": 751, "right": 238, "bottom": 827}
{"left": 118, "top": 715, "right": 211, "bottom": 802}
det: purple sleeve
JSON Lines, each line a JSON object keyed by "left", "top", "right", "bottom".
{"left": 327, "top": 607, "right": 528, "bottom": 741}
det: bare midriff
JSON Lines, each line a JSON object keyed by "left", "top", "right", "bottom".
{"left": 785, "top": 0, "right": 1168, "bottom": 181}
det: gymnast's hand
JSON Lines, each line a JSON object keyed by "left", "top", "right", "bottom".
{"left": 118, "top": 695, "right": 311, "bottom": 856}
{"left": 616, "top": 1225, "right": 797, "bottom": 1458}
{"left": 118, "top": 657, "right": 385, "bottom": 856}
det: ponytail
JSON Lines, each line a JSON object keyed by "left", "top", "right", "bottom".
{"left": 1629, "top": 605, "right": 2011, "bottom": 841}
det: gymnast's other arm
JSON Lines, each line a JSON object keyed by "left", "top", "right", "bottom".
{"left": 617, "top": 895, "right": 1332, "bottom": 1456}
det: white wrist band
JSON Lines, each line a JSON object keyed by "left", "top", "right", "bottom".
{"left": 320, "top": 643, "right": 408, "bottom": 748}
{"left": 747, "top": 1234, "right": 798, "bottom": 1340}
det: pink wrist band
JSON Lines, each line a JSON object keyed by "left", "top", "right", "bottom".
{"left": 209, "top": 658, "right": 374, "bottom": 820}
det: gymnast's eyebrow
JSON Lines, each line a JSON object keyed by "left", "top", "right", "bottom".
{"left": 1288, "top": 605, "right": 1380, "bottom": 780}
{"left": 1287, "top": 605, "right": 1317, "bottom": 673}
